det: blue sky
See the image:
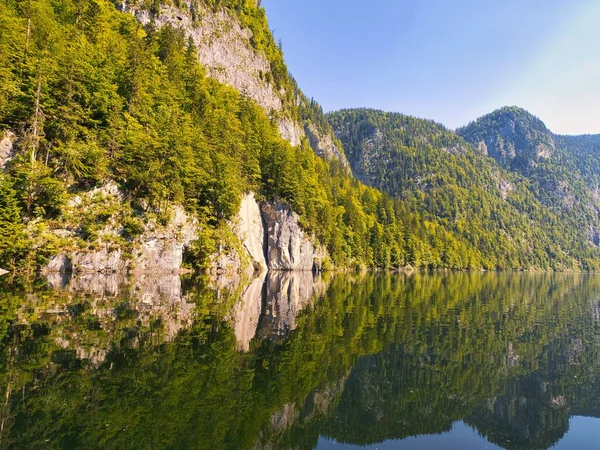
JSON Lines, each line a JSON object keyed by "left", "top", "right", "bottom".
{"left": 262, "top": 0, "right": 600, "bottom": 135}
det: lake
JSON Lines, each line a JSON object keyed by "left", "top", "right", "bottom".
{"left": 0, "top": 271, "right": 599, "bottom": 449}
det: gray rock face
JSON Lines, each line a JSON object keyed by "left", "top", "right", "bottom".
{"left": 0, "top": 130, "right": 15, "bottom": 170}
{"left": 45, "top": 185, "right": 323, "bottom": 274}
{"left": 304, "top": 122, "right": 349, "bottom": 168}
{"left": 44, "top": 194, "right": 197, "bottom": 274}
{"left": 262, "top": 201, "right": 317, "bottom": 271}
{"left": 277, "top": 118, "right": 304, "bottom": 148}
{"left": 46, "top": 247, "right": 127, "bottom": 274}
{"left": 122, "top": 2, "right": 302, "bottom": 147}
{"left": 228, "top": 193, "right": 326, "bottom": 273}
{"left": 236, "top": 193, "right": 267, "bottom": 272}
{"left": 132, "top": 206, "right": 197, "bottom": 273}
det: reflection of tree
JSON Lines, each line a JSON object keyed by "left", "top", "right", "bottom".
{"left": 261, "top": 273, "right": 600, "bottom": 450}
{"left": 0, "top": 273, "right": 599, "bottom": 449}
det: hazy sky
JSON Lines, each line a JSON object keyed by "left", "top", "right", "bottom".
{"left": 262, "top": 0, "right": 600, "bottom": 135}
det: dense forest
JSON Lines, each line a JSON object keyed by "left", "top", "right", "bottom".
{"left": 0, "top": 0, "right": 434, "bottom": 273}
{"left": 1, "top": 0, "right": 600, "bottom": 274}
{"left": 329, "top": 108, "right": 600, "bottom": 271}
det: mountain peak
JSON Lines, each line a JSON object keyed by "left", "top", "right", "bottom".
{"left": 457, "top": 106, "right": 554, "bottom": 169}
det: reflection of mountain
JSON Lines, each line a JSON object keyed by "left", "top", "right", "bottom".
{"left": 255, "top": 274, "right": 600, "bottom": 450}
{"left": 1, "top": 273, "right": 600, "bottom": 449}
{"left": 35, "top": 272, "right": 197, "bottom": 369}
{"left": 257, "top": 272, "right": 329, "bottom": 342}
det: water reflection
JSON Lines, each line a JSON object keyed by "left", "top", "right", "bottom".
{"left": 0, "top": 272, "right": 599, "bottom": 449}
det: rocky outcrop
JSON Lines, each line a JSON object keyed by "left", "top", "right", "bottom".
{"left": 46, "top": 213, "right": 196, "bottom": 273}
{"left": 304, "top": 122, "right": 349, "bottom": 168}
{"left": 262, "top": 201, "right": 320, "bottom": 271}
{"left": 0, "top": 130, "right": 15, "bottom": 170}
{"left": 45, "top": 189, "right": 324, "bottom": 274}
{"left": 122, "top": 2, "right": 302, "bottom": 147}
{"left": 46, "top": 247, "right": 127, "bottom": 274}
{"left": 132, "top": 206, "right": 197, "bottom": 272}
{"left": 226, "top": 193, "right": 327, "bottom": 273}
{"left": 277, "top": 119, "right": 304, "bottom": 148}
{"left": 236, "top": 193, "right": 267, "bottom": 272}
{"left": 44, "top": 183, "right": 197, "bottom": 274}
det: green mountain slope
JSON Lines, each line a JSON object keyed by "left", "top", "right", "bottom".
{"left": 1, "top": 0, "right": 599, "bottom": 273}
{"left": 458, "top": 106, "right": 600, "bottom": 246}
{"left": 328, "top": 108, "right": 600, "bottom": 270}
{"left": 0, "top": 0, "right": 492, "bottom": 272}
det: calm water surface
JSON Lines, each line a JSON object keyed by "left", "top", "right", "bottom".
{"left": 0, "top": 272, "right": 599, "bottom": 449}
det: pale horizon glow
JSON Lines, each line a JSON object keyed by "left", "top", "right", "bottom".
{"left": 263, "top": 0, "right": 600, "bottom": 135}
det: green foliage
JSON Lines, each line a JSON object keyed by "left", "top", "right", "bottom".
{"left": 0, "top": 176, "right": 27, "bottom": 270}
{"left": 1, "top": 272, "right": 600, "bottom": 448}
{"left": 328, "top": 108, "right": 600, "bottom": 270}
{"left": 457, "top": 107, "right": 600, "bottom": 270}
{"left": 1, "top": 0, "right": 598, "bottom": 272}
{"left": 0, "top": 0, "right": 478, "bottom": 271}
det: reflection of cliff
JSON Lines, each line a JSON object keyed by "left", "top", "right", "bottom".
{"left": 231, "top": 271, "right": 330, "bottom": 351}
{"left": 24, "top": 272, "right": 197, "bottom": 368}
{"left": 258, "top": 272, "right": 329, "bottom": 341}
{"left": 3, "top": 273, "right": 600, "bottom": 450}
{"left": 231, "top": 273, "right": 266, "bottom": 352}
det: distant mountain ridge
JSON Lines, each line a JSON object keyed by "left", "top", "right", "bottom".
{"left": 458, "top": 106, "right": 600, "bottom": 239}
{"left": 328, "top": 106, "right": 600, "bottom": 270}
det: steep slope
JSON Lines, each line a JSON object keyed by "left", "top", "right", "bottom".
{"left": 328, "top": 108, "right": 600, "bottom": 270}
{"left": 120, "top": 0, "right": 349, "bottom": 166}
{"left": 0, "top": 0, "right": 465, "bottom": 273}
{"left": 458, "top": 107, "right": 600, "bottom": 245}
{"left": 457, "top": 106, "right": 556, "bottom": 170}
{"left": 2, "top": 0, "right": 599, "bottom": 273}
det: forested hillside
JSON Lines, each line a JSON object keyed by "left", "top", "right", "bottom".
{"left": 458, "top": 107, "right": 600, "bottom": 246}
{"left": 0, "top": 0, "right": 486, "bottom": 273}
{"left": 1, "top": 0, "right": 599, "bottom": 274}
{"left": 328, "top": 108, "right": 600, "bottom": 270}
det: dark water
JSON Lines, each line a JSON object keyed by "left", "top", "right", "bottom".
{"left": 1, "top": 272, "right": 600, "bottom": 449}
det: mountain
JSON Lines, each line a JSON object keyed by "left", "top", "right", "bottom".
{"left": 328, "top": 108, "right": 600, "bottom": 270}
{"left": 1, "top": 0, "right": 599, "bottom": 274}
{"left": 0, "top": 0, "right": 483, "bottom": 274}
{"left": 457, "top": 106, "right": 556, "bottom": 170}
{"left": 458, "top": 106, "right": 600, "bottom": 244}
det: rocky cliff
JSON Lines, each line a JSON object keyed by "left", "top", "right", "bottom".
{"left": 44, "top": 183, "right": 198, "bottom": 274}
{"left": 120, "top": 0, "right": 347, "bottom": 165}
{"left": 44, "top": 190, "right": 325, "bottom": 274}
{"left": 228, "top": 192, "right": 326, "bottom": 274}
